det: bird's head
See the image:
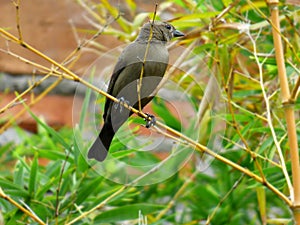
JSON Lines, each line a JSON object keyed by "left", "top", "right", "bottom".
{"left": 137, "top": 21, "right": 185, "bottom": 43}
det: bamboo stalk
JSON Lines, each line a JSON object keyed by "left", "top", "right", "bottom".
{"left": 0, "top": 187, "right": 46, "bottom": 225}
{"left": 267, "top": 0, "right": 300, "bottom": 222}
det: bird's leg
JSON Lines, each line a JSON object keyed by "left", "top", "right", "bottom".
{"left": 113, "top": 97, "right": 130, "bottom": 113}
{"left": 144, "top": 113, "right": 156, "bottom": 128}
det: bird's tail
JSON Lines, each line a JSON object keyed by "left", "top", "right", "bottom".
{"left": 87, "top": 121, "right": 115, "bottom": 162}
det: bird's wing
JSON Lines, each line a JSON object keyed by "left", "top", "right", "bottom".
{"left": 102, "top": 46, "right": 129, "bottom": 120}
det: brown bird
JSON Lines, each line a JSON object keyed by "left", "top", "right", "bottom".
{"left": 88, "top": 21, "right": 184, "bottom": 161}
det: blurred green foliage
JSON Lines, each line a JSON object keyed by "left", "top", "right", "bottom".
{"left": 0, "top": 0, "right": 299, "bottom": 224}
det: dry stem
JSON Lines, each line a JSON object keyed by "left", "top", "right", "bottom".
{"left": 266, "top": 0, "right": 300, "bottom": 222}
{"left": 0, "top": 187, "right": 46, "bottom": 225}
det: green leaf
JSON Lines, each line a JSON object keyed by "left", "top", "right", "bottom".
{"left": 36, "top": 177, "right": 56, "bottom": 200}
{"left": 80, "top": 68, "right": 94, "bottom": 131}
{"left": 256, "top": 187, "right": 266, "bottom": 223}
{"left": 28, "top": 153, "right": 38, "bottom": 197}
{"left": 13, "top": 161, "right": 24, "bottom": 187}
{"left": 76, "top": 176, "right": 104, "bottom": 205}
{"left": 174, "top": 12, "right": 221, "bottom": 20}
{"left": 0, "top": 179, "right": 29, "bottom": 198}
{"left": 37, "top": 148, "right": 70, "bottom": 161}
{"left": 152, "top": 97, "right": 181, "bottom": 131}
{"left": 94, "top": 203, "right": 164, "bottom": 223}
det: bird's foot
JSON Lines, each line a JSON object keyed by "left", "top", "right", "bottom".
{"left": 114, "top": 97, "right": 130, "bottom": 113}
{"left": 144, "top": 113, "right": 156, "bottom": 128}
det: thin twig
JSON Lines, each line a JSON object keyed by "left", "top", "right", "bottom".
{"left": 224, "top": 97, "right": 268, "bottom": 122}
{"left": 64, "top": 13, "right": 121, "bottom": 68}
{"left": 13, "top": 0, "right": 23, "bottom": 41}
{"left": 0, "top": 187, "right": 46, "bottom": 225}
{"left": 0, "top": 10, "right": 118, "bottom": 116}
{"left": 247, "top": 10, "right": 293, "bottom": 201}
{"left": 0, "top": 72, "right": 52, "bottom": 116}
{"left": 247, "top": 0, "right": 300, "bottom": 64}
{"left": 55, "top": 152, "right": 71, "bottom": 217}
{"left": 65, "top": 185, "right": 127, "bottom": 225}
{"left": 0, "top": 76, "right": 64, "bottom": 134}
{"left": 0, "top": 48, "right": 73, "bottom": 79}
{"left": 221, "top": 136, "right": 281, "bottom": 168}
{"left": 154, "top": 171, "right": 198, "bottom": 221}
{"left": 214, "top": 24, "right": 267, "bottom": 185}
{"left": 206, "top": 175, "right": 244, "bottom": 224}
{"left": 137, "top": 4, "right": 158, "bottom": 111}
{"left": 226, "top": 62, "right": 267, "bottom": 190}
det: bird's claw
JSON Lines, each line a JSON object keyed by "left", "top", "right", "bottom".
{"left": 144, "top": 113, "right": 156, "bottom": 128}
{"left": 114, "top": 97, "right": 130, "bottom": 113}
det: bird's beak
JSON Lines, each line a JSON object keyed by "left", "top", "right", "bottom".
{"left": 173, "top": 30, "right": 185, "bottom": 37}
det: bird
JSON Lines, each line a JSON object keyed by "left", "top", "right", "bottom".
{"left": 88, "top": 21, "right": 184, "bottom": 162}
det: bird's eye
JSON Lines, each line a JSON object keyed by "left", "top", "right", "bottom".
{"left": 165, "top": 24, "right": 172, "bottom": 30}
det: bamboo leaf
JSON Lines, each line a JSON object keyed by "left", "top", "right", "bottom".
{"left": 28, "top": 153, "right": 38, "bottom": 197}
{"left": 94, "top": 203, "right": 164, "bottom": 223}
